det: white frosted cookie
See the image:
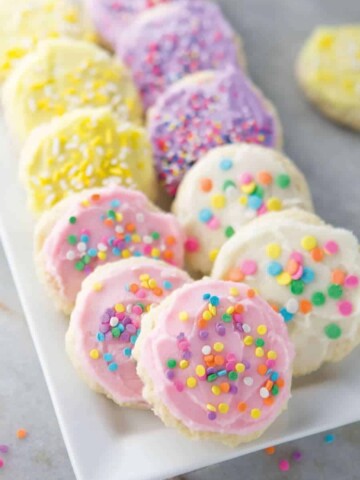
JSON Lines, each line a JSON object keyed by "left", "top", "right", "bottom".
{"left": 173, "top": 144, "right": 313, "bottom": 275}
{"left": 3, "top": 39, "right": 142, "bottom": 143}
{"left": 297, "top": 25, "right": 360, "bottom": 130}
{"left": 20, "top": 107, "right": 156, "bottom": 213}
{"left": 212, "top": 209, "right": 360, "bottom": 376}
{"left": 0, "top": 0, "right": 96, "bottom": 83}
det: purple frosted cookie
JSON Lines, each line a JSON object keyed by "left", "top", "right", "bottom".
{"left": 85, "top": 0, "right": 182, "bottom": 49}
{"left": 148, "top": 67, "right": 282, "bottom": 197}
{"left": 116, "top": 0, "right": 245, "bottom": 109}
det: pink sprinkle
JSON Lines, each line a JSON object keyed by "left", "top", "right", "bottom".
{"left": 226, "top": 353, "right": 236, "bottom": 362}
{"left": 292, "top": 265, "right": 304, "bottom": 280}
{"left": 324, "top": 240, "right": 339, "bottom": 255}
{"left": 136, "top": 289, "right": 147, "bottom": 299}
{"left": 178, "top": 340, "right": 190, "bottom": 351}
{"left": 278, "top": 459, "right": 290, "bottom": 472}
{"left": 241, "top": 260, "right": 257, "bottom": 276}
{"left": 207, "top": 217, "right": 221, "bottom": 230}
{"left": 345, "top": 275, "right": 359, "bottom": 288}
{"left": 266, "top": 359, "right": 275, "bottom": 368}
{"left": 226, "top": 361, "right": 236, "bottom": 371}
{"left": 239, "top": 172, "right": 253, "bottom": 185}
{"left": 184, "top": 236, "right": 199, "bottom": 253}
{"left": 132, "top": 305, "right": 143, "bottom": 316}
{"left": 0, "top": 458, "right": 3, "bottom": 468}
{"left": 257, "top": 204, "right": 267, "bottom": 216}
{"left": 233, "top": 313, "right": 243, "bottom": 322}
{"left": 0, "top": 446, "right": 8, "bottom": 454}
{"left": 174, "top": 380, "right": 184, "bottom": 392}
{"left": 338, "top": 300, "right": 353, "bottom": 316}
{"left": 290, "top": 251, "right": 304, "bottom": 263}
{"left": 143, "top": 244, "right": 152, "bottom": 255}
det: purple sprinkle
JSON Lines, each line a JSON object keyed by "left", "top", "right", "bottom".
{"left": 198, "top": 330, "right": 209, "bottom": 340}
{"left": 244, "top": 359, "right": 251, "bottom": 370}
{"left": 84, "top": 265, "right": 92, "bottom": 274}
{"left": 126, "top": 324, "right": 136, "bottom": 334}
{"left": 207, "top": 367, "right": 216, "bottom": 375}
{"left": 182, "top": 350, "right": 192, "bottom": 360}
{"left": 121, "top": 331, "right": 131, "bottom": 342}
{"left": 166, "top": 370, "right": 175, "bottom": 380}
{"left": 235, "top": 322, "right": 243, "bottom": 332}
{"left": 208, "top": 412, "right": 217, "bottom": 421}
{"left": 292, "top": 450, "right": 302, "bottom": 462}
{"left": 100, "top": 324, "right": 110, "bottom": 333}
{"left": 0, "top": 446, "right": 8, "bottom": 454}
{"left": 229, "top": 384, "right": 238, "bottom": 394}
{"left": 177, "top": 332, "right": 185, "bottom": 340}
{"left": 101, "top": 313, "right": 110, "bottom": 323}
{"left": 215, "top": 322, "right": 226, "bottom": 336}
{"left": 105, "top": 308, "right": 114, "bottom": 316}
{"left": 123, "top": 316, "right": 132, "bottom": 326}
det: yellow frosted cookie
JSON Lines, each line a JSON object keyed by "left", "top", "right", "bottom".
{"left": 19, "top": 107, "right": 156, "bottom": 213}
{"left": 3, "top": 39, "right": 143, "bottom": 143}
{"left": 297, "top": 25, "right": 360, "bottom": 130}
{"left": 0, "top": 0, "right": 96, "bottom": 83}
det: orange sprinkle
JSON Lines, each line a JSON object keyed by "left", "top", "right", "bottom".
{"left": 199, "top": 178, "right": 213, "bottom": 192}
{"left": 299, "top": 299, "right": 312, "bottom": 314}
{"left": 258, "top": 171, "right": 273, "bottom": 185}
{"left": 204, "top": 355, "right": 214, "bottom": 364}
{"left": 214, "top": 355, "right": 225, "bottom": 366}
{"left": 265, "top": 446, "right": 276, "bottom": 455}
{"left": 286, "top": 258, "right": 299, "bottom": 275}
{"left": 126, "top": 223, "right": 136, "bottom": 233}
{"left": 130, "top": 283, "right": 139, "bottom": 293}
{"left": 270, "top": 302, "right": 280, "bottom": 312}
{"left": 263, "top": 397, "right": 275, "bottom": 406}
{"left": 257, "top": 364, "right": 267, "bottom": 375}
{"left": 91, "top": 194, "right": 100, "bottom": 202}
{"left": 247, "top": 289, "right": 256, "bottom": 298}
{"left": 276, "top": 378, "right": 285, "bottom": 388}
{"left": 332, "top": 269, "right": 346, "bottom": 285}
{"left": 198, "top": 318, "right": 207, "bottom": 329}
{"left": 163, "top": 250, "right": 174, "bottom": 261}
{"left": 311, "top": 247, "right": 324, "bottom": 262}
{"left": 234, "top": 304, "right": 245, "bottom": 314}
{"left": 16, "top": 429, "right": 27, "bottom": 440}
{"left": 237, "top": 402, "right": 247, "bottom": 412}
{"left": 220, "top": 382, "right": 230, "bottom": 393}
{"left": 165, "top": 236, "right": 176, "bottom": 246}
{"left": 153, "top": 287, "right": 163, "bottom": 296}
{"left": 265, "top": 380, "right": 274, "bottom": 391}
{"left": 104, "top": 218, "right": 114, "bottom": 227}
{"left": 227, "top": 268, "right": 245, "bottom": 282}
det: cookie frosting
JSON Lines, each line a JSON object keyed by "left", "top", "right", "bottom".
{"left": 67, "top": 258, "right": 191, "bottom": 406}
{"left": 117, "top": 0, "right": 243, "bottom": 109}
{"left": 37, "top": 186, "right": 185, "bottom": 312}
{"left": 136, "top": 280, "right": 293, "bottom": 438}
{"left": 148, "top": 67, "right": 281, "bottom": 196}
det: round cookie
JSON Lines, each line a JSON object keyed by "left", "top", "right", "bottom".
{"left": 116, "top": 0, "right": 246, "bottom": 109}
{"left": 212, "top": 209, "right": 360, "bottom": 376}
{"left": 66, "top": 258, "right": 191, "bottom": 407}
{"left": 297, "top": 25, "right": 360, "bottom": 131}
{"left": 85, "top": 0, "right": 183, "bottom": 50}
{"left": 173, "top": 144, "right": 313, "bottom": 276}
{"left": 2, "top": 38, "right": 142, "bottom": 143}
{"left": 0, "top": 0, "right": 96, "bottom": 83}
{"left": 148, "top": 67, "right": 282, "bottom": 196}
{"left": 133, "top": 279, "right": 294, "bottom": 445}
{"left": 35, "top": 185, "right": 185, "bottom": 315}
{"left": 20, "top": 107, "right": 156, "bottom": 214}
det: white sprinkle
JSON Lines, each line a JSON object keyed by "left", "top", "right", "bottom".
{"left": 126, "top": 304, "right": 132, "bottom": 313}
{"left": 244, "top": 377, "right": 254, "bottom": 386}
{"left": 77, "top": 242, "right": 87, "bottom": 253}
{"left": 115, "top": 225, "right": 124, "bottom": 233}
{"left": 110, "top": 316, "right": 119, "bottom": 327}
{"left": 242, "top": 323, "right": 251, "bottom": 333}
{"left": 136, "top": 213, "right": 145, "bottom": 223}
{"left": 143, "top": 236, "right": 153, "bottom": 244}
{"left": 286, "top": 298, "right": 299, "bottom": 314}
{"left": 85, "top": 165, "right": 94, "bottom": 177}
{"left": 201, "top": 345, "right": 211, "bottom": 355}
{"left": 260, "top": 387, "right": 270, "bottom": 398}
{"left": 66, "top": 251, "right": 76, "bottom": 261}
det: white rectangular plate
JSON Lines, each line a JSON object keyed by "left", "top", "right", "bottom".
{"left": 1, "top": 1, "right": 360, "bottom": 479}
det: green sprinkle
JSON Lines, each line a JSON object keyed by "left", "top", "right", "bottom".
{"left": 107, "top": 209, "right": 116, "bottom": 219}
{"left": 291, "top": 279, "right": 304, "bottom": 295}
{"left": 68, "top": 234, "right": 77, "bottom": 245}
{"left": 225, "top": 226, "right": 235, "bottom": 238}
{"left": 271, "top": 384, "right": 280, "bottom": 396}
{"left": 328, "top": 284, "right": 343, "bottom": 299}
{"left": 112, "top": 327, "right": 121, "bottom": 338}
{"left": 253, "top": 185, "right": 264, "bottom": 198}
{"left": 167, "top": 359, "right": 177, "bottom": 369}
{"left": 276, "top": 174, "right": 291, "bottom": 189}
{"left": 312, "top": 292, "right": 326, "bottom": 306}
{"left": 83, "top": 255, "right": 91, "bottom": 265}
{"left": 222, "top": 180, "right": 237, "bottom": 191}
{"left": 222, "top": 313, "right": 232, "bottom": 323}
{"left": 75, "top": 261, "right": 84, "bottom": 271}
{"left": 207, "top": 374, "right": 218, "bottom": 382}
{"left": 255, "top": 338, "right": 265, "bottom": 347}
{"left": 152, "top": 232, "right": 160, "bottom": 240}
{"left": 69, "top": 216, "right": 77, "bottom": 224}
{"left": 324, "top": 323, "right": 342, "bottom": 339}
{"left": 228, "top": 371, "right": 238, "bottom": 381}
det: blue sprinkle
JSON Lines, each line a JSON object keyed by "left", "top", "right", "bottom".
{"left": 324, "top": 433, "right": 335, "bottom": 444}
{"left": 103, "top": 353, "right": 113, "bottom": 362}
{"left": 88, "top": 248, "right": 97, "bottom": 257}
{"left": 80, "top": 234, "right": 89, "bottom": 243}
{"left": 130, "top": 335, "right": 137, "bottom": 345}
{"left": 133, "top": 251, "right": 142, "bottom": 257}
{"left": 280, "top": 308, "right": 294, "bottom": 323}
{"left": 163, "top": 280, "right": 173, "bottom": 290}
{"left": 198, "top": 208, "right": 213, "bottom": 223}
{"left": 108, "top": 362, "right": 118, "bottom": 372}
{"left": 125, "top": 234, "right": 132, "bottom": 243}
{"left": 112, "top": 247, "right": 121, "bottom": 256}
{"left": 210, "top": 296, "right": 220, "bottom": 306}
{"left": 248, "top": 195, "right": 263, "bottom": 210}
{"left": 267, "top": 261, "right": 283, "bottom": 276}
{"left": 217, "top": 369, "right": 227, "bottom": 377}
{"left": 118, "top": 324, "right": 125, "bottom": 333}
{"left": 123, "top": 347, "right": 132, "bottom": 357}
{"left": 270, "top": 372, "right": 279, "bottom": 381}
{"left": 302, "top": 267, "right": 315, "bottom": 284}
{"left": 96, "top": 332, "right": 105, "bottom": 342}
{"left": 110, "top": 199, "right": 120, "bottom": 208}
{"left": 219, "top": 158, "right": 233, "bottom": 171}
{"left": 203, "top": 293, "right": 211, "bottom": 300}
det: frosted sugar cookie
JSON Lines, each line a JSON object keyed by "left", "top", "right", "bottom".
{"left": 85, "top": 0, "right": 183, "bottom": 49}
{"left": 66, "top": 258, "right": 191, "bottom": 406}
{"left": 133, "top": 279, "right": 294, "bottom": 445}
{"left": 3, "top": 39, "right": 142, "bottom": 143}
{"left": 148, "top": 67, "right": 282, "bottom": 196}
{"left": 35, "top": 185, "right": 185, "bottom": 314}
{"left": 297, "top": 25, "right": 360, "bottom": 130}
{"left": 20, "top": 108, "right": 155, "bottom": 214}
{"left": 0, "top": 0, "right": 96, "bottom": 83}
{"left": 212, "top": 209, "right": 360, "bottom": 376}
{"left": 117, "top": 0, "right": 246, "bottom": 109}
{"left": 173, "top": 144, "right": 313, "bottom": 275}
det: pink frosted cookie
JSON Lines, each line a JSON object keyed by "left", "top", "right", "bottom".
{"left": 134, "top": 279, "right": 294, "bottom": 445}
{"left": 85, "top": 0, "right": 183, "bottom": 49}
{"left": 66, "top": 258, "right": 192, "bottom": 407}
{"left": 117, "top": 0, "right": 245, "bottom": 109}
{"left": 148, "top": 67, "right": 282, "bottom": 196}
{"left": 35, "top": 186, "right": 185, "bottom": 314}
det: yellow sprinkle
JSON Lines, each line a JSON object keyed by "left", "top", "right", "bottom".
{"left": 186, "top": 377, "right": 197, "bottom": 389}
{"left": 196, "top": 365, "right": 206, "bottom": 377}
{"left": 255, "top": 347, "right": 265, "bottom": 357}
{"left": 209, "top": 249, "right": 219, "bottom": 262}
{"left": 267, "top": 197, "right": 283, "bottom": 211}
{"left": 241, "top": 181, "right": 256, "bottom": 194}
{"left": 179, "top": 311, "right": 189, "bottom": 322}
{"left": 151, "top": 248, "right": 160, "bottom": 257}
{"left": 211, "top": 386, "right": 221, "bottom": 396}
{"left": 213, "top": 342, "right": 224, "bottom": 352}
{"left": 98, "top": 251, "right": 107, "bottom": 261}
{"left": 251, "top": 408, "right": 262, "bottom": 419}
{"left": 267, "top": 350, "right": 277, "bottom": 360}
{"left": 140, "top": 274, "right": 150, "bottom": 281}
{"left": 207, "top": 403, "right": 216, "bottom": 412}
{"left": 148, "top": 279, "right": 157, "bottom": 289}
{"left": 202, "top": 310, "right": 212, "bottom": 321}
{"left": 301, "top": 235, "right": 317, "bottom": 251}
{"left": 122, "top": 249, "right": 131, "bottom": 258}
{"left": 89, "top": 349, "right": 99, "bottom": 360}
{"left": 244, "top": 336, "right": 253, "bottom": 346}
{"left": 211, "top": 194, "right": 226, "bottom": 209}
{"left": 92, "top": 282, "right": 103, "bottom": 292}
{"left": 179, "top": 360, "right": 189, "bottom": 369}
{"left": 218, "top": 403, "right": 229, "bottom": 414}
{"left": 257, "top": 325, "right": 267, "bottom": 335}
{"left": 235, "top": 362, "right": 245, "bottom": 373}
{"left": 266, "top": 243, "right": 282, "bottom": 259}
{"left": 132, "top": 234, "right": 141, "bottom": 243}
{"left": 229, "top": 287, "right": 239, "bottom": 297}
{"left": 226, "top": 306, "right": 235, "bottom": 314}
{"left": 115, "top": 303, "right": 125, "bottom": 313}
{"left": 239, "top": 195, "right": 248, "bottom": 206}
{"left": 317, "top": 34, "right": 334, "bottom": 50}
{"left": 276, "top": 272, "right": 292, "bottom": 286}
{"left": 208, "top": 305, "right": 217, "bottom": 315}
